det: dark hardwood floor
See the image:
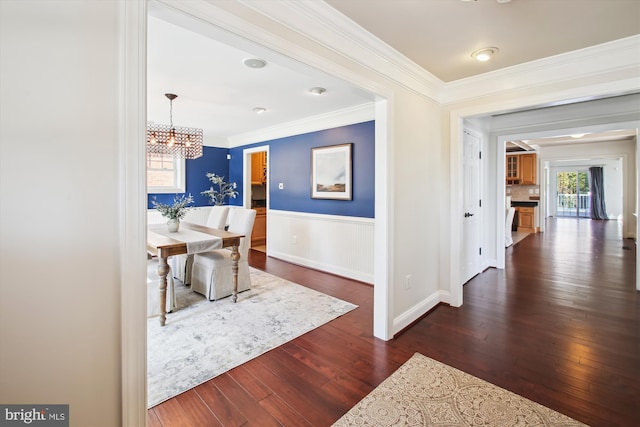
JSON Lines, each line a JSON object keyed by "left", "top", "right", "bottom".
{"left": 147, "top": 218, "right": 638, "bottom": 427}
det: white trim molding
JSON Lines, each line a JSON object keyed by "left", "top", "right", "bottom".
{"left": 244, "top": 0, "right": 444, "bottom": 101}
{"left": 393, "top": 290, "right": 448, "bottom": 336}
{"left": 228, "top": 103, "right": 374, "bottom": 147}
{"left": 119, "top": 0, "right": 147, "bottom": 426}
{"left": 443, "top": 35, "right": 640, "bottom": 104}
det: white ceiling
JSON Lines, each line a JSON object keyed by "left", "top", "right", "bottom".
{"left": 147, "top": 0, "right": 640, "bottom": 145}
{"left": 147, "top": 15, "right": 375, "bottom": 146}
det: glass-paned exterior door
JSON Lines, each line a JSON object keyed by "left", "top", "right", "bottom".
{"left": 556, "top": 171, "right": 590, "bottom": 217}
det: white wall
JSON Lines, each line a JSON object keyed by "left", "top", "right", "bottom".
{"left": 391, "top": 91, "right": 443, "bottom": 330}
{"left": 0, "top": 1, "right": 123, "bottom": 425}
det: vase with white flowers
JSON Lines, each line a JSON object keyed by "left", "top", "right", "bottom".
{"left": 201, "top": 173, "right": 238, "bottom": 206}
{"left": 151, "top": 194, "right": 194, "bottom": 232}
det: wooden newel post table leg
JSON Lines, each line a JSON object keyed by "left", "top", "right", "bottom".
{"left": 157, "top": 256, "right": 170, "bottom": 326}
{"left": 230, "top": 244, "right": 240, "bottom": 303}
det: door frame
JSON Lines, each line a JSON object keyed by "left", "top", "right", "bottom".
{"left": 122, "top": 2, "right": 394, "bottom": 424}
{"left": 243, "top": 145, "right": 270, "bottom": 210}
{"left": 243, "top": 146, "right": 270, "bottom": 252}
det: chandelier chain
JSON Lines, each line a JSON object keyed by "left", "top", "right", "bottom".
{"left": 169, "top": 98, "right": 174, "bottom": 128}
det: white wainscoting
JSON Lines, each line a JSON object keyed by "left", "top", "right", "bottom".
{"left": 267, "top": 210, "right": 375, "bottom": 284}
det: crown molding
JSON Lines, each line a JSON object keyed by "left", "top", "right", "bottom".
{"left": 242, "top": 0, "right": 444, "bottom": 100}
{"left": 442, "top": 35, "right": 640, "bottom": 105}
{"left": 240, "top": 2, "right": 640, "bottom": 106}
{"left": 226, "top": 102, "right": 375, "bottom": 147}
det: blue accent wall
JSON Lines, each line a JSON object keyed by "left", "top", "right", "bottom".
{"left": 148, "top": 121, "right": 375, "bottom": 218}
{"left": 229, "top": 121, "right": 375, "bottom": 218}
{"left": 147, "top": 146, "right": 230, "bottom": 208}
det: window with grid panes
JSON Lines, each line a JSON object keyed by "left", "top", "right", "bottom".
{"left": 147, "top": 153, "right": 185, "bottom": 193}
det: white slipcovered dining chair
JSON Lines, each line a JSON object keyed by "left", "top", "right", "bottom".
{"left": 190, "top": 208, "right": 256, "bottom": 301}
{"left": 170, "top": 205, "right": 229, "bottom": 285}
{"left": 505, "top": 207, "right": 516, "bottom": 247}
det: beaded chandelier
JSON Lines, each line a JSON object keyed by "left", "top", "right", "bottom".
{"left": 147, "top": 93, "right": 203, "bottom": 159}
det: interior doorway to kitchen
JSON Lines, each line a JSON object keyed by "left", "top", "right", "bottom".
{"left": 555, "top": 170, "right": 590, "bottom": 218}
{"left": 244, "top": 146, "right": 269, "bottom": 253}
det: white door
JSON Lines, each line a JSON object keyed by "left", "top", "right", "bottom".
{"left": 462, "top": 130, "right": 481, "bottom": 283}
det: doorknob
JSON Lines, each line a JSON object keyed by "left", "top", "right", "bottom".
{"left": 464, "top": 212, "right": 475, "bottom": 218}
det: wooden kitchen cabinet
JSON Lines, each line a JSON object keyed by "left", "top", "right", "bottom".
{"left": 517, "top": 207, "right": 535, "bottom": 233}
{"left": 506, "top": 155, "right": 520, "bottom": 185}
{"left": 251, "top": 152, "right": 267, "bottom": 184}
{"left": 519, "top": 153, "right": 536, "bottom": 185}
{"left": 506, "top": 153, "right": 537, "bottom": 185}
{"left": 251, "top": 207, "right": 266, "bottom": 246}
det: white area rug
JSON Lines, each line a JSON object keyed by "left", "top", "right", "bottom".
{"left": 333, "top": 353, "right": 587, "bottom": 426}
{"left": 147, "top": 267, "right": 358, "bottom": 408}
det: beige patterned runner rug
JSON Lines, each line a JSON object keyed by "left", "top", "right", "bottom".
{"left": 333, "top": 353, "right": 587, "bottom": 426}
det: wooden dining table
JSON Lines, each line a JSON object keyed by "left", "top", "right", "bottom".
{"left": 147, "top": 222, "right": 245, "bottom": 326}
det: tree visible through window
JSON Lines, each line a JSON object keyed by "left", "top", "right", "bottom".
{"left": 147, "top": 153, "right": 185, "bottom": 193}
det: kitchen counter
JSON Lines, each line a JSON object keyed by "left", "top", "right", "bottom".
{"left": 511, "top": 201, "right": 538, "bottom": 207}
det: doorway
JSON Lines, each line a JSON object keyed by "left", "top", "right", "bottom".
{"left": 244, "top": 147, "right": 269, "bottom": 253}
{"left": 250, "top": 150, "right": 267, "bottom": 252}
{"left": 555, "top": 170, "right": 590, "bottom": 218}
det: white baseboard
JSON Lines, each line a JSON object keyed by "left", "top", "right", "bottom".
{"left": 268, "top": 250, "right": 373, "bottom": 283}
{"left": 392, "top": 290, "right": 447, "bottom": 335}
{"left": 483, "top": 259, "right": 497, "bottom": 270}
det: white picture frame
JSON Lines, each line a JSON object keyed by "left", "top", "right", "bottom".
{"left": 311, "top": 143, "right": 352, "bottom": 200}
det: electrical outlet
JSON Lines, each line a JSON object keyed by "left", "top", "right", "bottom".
{"left": 405, "top": 274, "right": 412, "bottom": 290}
{"left": 528, "top": 188, "right": 534, "bottom": 194}
{"left": 292, "top": 235, "right": 297, "bottom": 244}
{"left": 535, "top": 188, "right": 540, "bottom": 194}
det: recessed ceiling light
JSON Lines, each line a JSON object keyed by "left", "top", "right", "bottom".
{"left": 243, "top": 58, "right": 267, "bottom": 69}
{"left": 253, "top": 107, "right": 267, "bottom": 114}
{"left": 309, "top": 87, "right": 326, "bottom": 96}
{"left": 471, "top": 47, "right": 499, "bottom": 62}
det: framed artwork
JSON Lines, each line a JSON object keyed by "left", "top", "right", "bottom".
{"left": 311, "top": 143, "right": 352, "bottom": 200}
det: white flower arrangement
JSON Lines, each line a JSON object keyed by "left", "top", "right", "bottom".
{"left": 201, "top": 173, "right": 238, "bottom": 206}
{"left": 151, "top": 194, "right": 194, "bottom": 220}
